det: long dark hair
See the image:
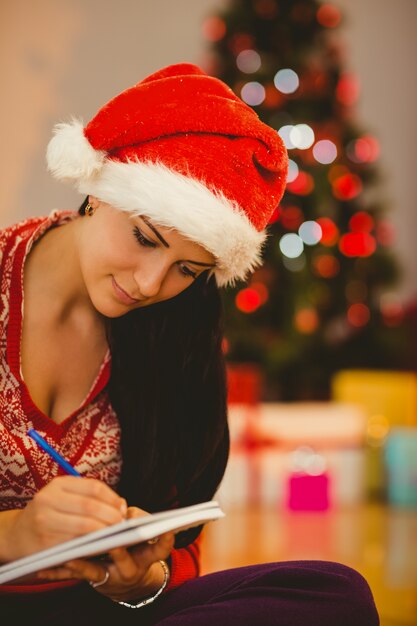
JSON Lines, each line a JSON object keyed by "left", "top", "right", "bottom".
{"left": 79, "top": 198, "right": 229, "bottom": 547}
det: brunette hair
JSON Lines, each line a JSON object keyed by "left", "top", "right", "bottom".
{"left": 78, "top": 198, "right": 229, "bottom": 548}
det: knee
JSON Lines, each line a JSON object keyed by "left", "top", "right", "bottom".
{"left": 259, "top": 561, "right": 379, "bottom": 626}
{"left": 308, "top": 561, "right": 380, "bottom": 626}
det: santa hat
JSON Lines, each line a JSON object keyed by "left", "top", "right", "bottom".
{"left": 46, "top": 63, "right": 288, "bottom": 287}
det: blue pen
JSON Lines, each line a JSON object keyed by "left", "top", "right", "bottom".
{"left": 28, "top": 428, "right": 81, "bottom": 477}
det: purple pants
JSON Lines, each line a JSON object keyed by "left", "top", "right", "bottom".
{"left": 2, "top": 561, "right": 379, "bottom": 625}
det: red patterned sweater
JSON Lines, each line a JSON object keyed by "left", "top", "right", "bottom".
{"left": 0, "top": 210, "right": 200, "bottom": 594}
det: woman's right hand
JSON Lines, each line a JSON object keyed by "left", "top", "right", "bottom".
{"left": 1, "top": 476, "right": 127, "bottom": 562}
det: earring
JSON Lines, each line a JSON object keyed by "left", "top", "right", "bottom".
{"left": 85, "top": 203, "right": 95, "bottom": 217}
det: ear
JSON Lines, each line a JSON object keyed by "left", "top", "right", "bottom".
{"left": 88, "top": 195, "right": 100, "bottom": 209}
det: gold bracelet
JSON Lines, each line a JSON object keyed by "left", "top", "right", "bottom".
{"left": 117, "top": 560, "right": 170, "bottom": 609}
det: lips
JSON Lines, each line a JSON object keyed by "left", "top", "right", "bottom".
{"left": 111, "top": 276, "right": 141, "bottom": 305}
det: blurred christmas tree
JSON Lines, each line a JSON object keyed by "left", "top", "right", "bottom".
{"left": 202, "top": 0, "right": 407, "bottom": 400}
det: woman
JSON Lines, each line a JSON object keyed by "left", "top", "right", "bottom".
{"left": 0, "top": 64, "right": 378, "bottom": 625}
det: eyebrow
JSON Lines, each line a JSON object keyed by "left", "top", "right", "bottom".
{"left": 141, "top": 216, "right": 216, "bottom": 267}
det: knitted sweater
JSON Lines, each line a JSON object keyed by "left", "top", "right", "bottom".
{"left": 0, "top": 210, "right": 200, "bottom": 594}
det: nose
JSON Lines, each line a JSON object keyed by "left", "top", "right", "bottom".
{"left": 133, "top": 260, "right": 168, "bottom": 299}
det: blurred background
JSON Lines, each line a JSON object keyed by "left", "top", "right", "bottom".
{"left": 1, "top": 1, "right": 416, "bottom": 624}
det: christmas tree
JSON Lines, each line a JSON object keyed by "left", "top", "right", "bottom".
{"left": 202, "top": 0, "right": 406, "bottom": 400}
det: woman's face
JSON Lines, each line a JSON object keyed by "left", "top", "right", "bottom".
{"left": 77, "top": 198, "right": 216, "bottom": 318}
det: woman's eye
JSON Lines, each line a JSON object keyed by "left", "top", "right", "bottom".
{"left": 178, "top": 263, "right": 197, "bottom": 280}
{"left": 133, "top": 227, "right": 156, "bottom": 248}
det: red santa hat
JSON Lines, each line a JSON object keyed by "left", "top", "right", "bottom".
{"left": 46, "top": 63, "right": 288, "bottom": 287}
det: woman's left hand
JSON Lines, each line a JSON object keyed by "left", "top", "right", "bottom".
{"left": 36, "top": 506, "right": 174, "bottom": 603}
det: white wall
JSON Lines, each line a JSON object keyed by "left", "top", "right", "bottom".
{"left": 0, "top": 0, "right": 415, "bottom": 301}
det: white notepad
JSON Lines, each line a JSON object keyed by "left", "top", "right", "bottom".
{"left": 0, "top": 501, "right": 224, "bottom": 584}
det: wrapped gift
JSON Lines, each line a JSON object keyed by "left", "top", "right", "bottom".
{"left": 217, "top": 402, "right": 367, "bottom": 508}
{"left": 286, "top": 447, "right": 330, "bottom": 511}
{"left": 385, "top": 427, "right": 417, "bottom": 508}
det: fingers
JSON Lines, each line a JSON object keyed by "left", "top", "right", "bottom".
{"left": 49, "top": 492, "right": 126, "bottom": 527}
{"left": 126, "top": 506, "right": 147, "bottom": 519}
{"left": 59, "top": 477, "right": 127, "bottom": 515}
{"left": 108, "top": 547, "right": 141, "bottom": 581}
{"left": 130, "top": 531, "right": 174, "bottom": 566}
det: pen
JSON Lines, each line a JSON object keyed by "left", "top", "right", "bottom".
{"left": 28, "top": 428, "right": 81, "bottom": 477}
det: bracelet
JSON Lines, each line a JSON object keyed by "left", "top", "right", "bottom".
{"left": 117, "top": 559, "right": 170, "bottom": 609}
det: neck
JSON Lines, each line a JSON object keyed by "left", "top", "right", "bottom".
{"left": 25, "top": 215, "right": 105, "bottom": 328}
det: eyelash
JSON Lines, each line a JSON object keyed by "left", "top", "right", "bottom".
{"left": 132, "top": 227, "right": 197, "bottom": 280}
{"left": 133, "top": 226, "right": 155, "bottom": 248}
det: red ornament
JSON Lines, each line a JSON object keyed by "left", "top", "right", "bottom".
{"left": 347, "top": 303, "right": 370, "bottom": 327}
{"left": 316, "top": 217, "right": 339, "bottom": 246}
{"left": 339, "top": 232, "right": 376, "bottom": 257}
{"left": 316, "top": 4, "right": 342, "bottom": 28}
{"left": 201, "top": 17, "right": 226, "bottom": 42}
{"left": 286, "top": 171, "right": 315, "bottom": 195}
{"left": 349, "top": 211, "right": 374, "bottom": 233}
{"left": 332, "top": 173, "right": 363, "bottom": 200}
{"left": 235, "top": 288, "right": 262, "bottom": 313}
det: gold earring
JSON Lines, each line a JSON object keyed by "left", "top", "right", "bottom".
{"left": 85, "top": 203, "right": 95, "bottom": 217}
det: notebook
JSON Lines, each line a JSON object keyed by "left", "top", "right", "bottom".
{"left": 0, "top": 501, "right": 224, "bottom": 583}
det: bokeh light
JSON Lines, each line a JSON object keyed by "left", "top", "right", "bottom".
{"left": 254, "top": 0, "right": 279, "bottom": 19}
{"left": 294, "top": 308, "right": 320, "bottom": 334}
{"left": 347, "top": 303, "right": 370, "bottom": 327}
{"left": 280, "top": 205, "right": 304, "bottom": 230}
{"left": 236, "top": 49, "right": 262, "bottom": 73}
{"left": 241, "top": 81, "right": 266, "bottom": 105}
{"left": 229, "top": 33, "right": 255, "bottom": 55}
{"left": 339, "top": 232, "right": 376, "bottom": 257}
{"left": 202, "top": 16, "right": 226, "bottom": 42}
{"left": 313, "top": 139, "right": 337, "bottom": 164}
{"left": 299, "top": 221, "right": 322, "bottom": 245}
{"left": 332, "top": 173, "right": 363, "bottom": 200}
{"left": 380, "top": 292, "right": 404, "bottom": 327}
{"left": 346, "top": 135, "right": 380, "bottom": 163}
{"left": 313, "top": 254, "right": 340, "bottom": 278}
{"left": 235, "top": 288, "right": 262, "bottom": 313}
{"left": 336, "top": 73, "right": 360, "bottom": 106}
{"left": 274, "top": 68, "right": 299, "bottom": 94}
{"left": 279, "top": 233, "right": 304, "bottom": 258}
{"left": 286, "top": 171, "right": 315, "bottom": 195}
{"left": 349, "top": 211, "right": 374, "bottom": 232}
{"left": 287, "top": 159, "right": 299, "bottom": 183}
{"left": 290, "top": 124, "right": 315, "bottom": 149}
{"left": 376, "top": 220, "right": 395, "bottom": 246}
{"left": 278, "top": 125, "right": 296, "bottom": 149}
{"left": 316, "top": 217, "right": 339, "bottom": 246}
{"left": 316, "top": 4, "right": 342, "bottom": 28}
{"left": 251, "top": 282, "right": 269, "bottom": 305}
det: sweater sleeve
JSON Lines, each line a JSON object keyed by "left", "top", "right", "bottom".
{"left": 166, "top": 533, "right": 202, "bottom": 591}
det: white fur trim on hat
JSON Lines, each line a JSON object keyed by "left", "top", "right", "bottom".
{"left": 46, "top": 118, "right": 106, "bottom": 180}
{"left": 79, "top": 161, "right": 266, "bottom": 287}
{"left": 46, "top": 120, "right": 266, "bottom": 287}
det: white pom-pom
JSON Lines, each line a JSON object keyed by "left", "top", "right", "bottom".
{"left": 46, "top": 118, "right": 106, "bottom": 181}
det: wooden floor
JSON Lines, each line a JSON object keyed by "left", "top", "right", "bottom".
{"left": 201, "top": 503, "right": 417, "bottom": 626}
